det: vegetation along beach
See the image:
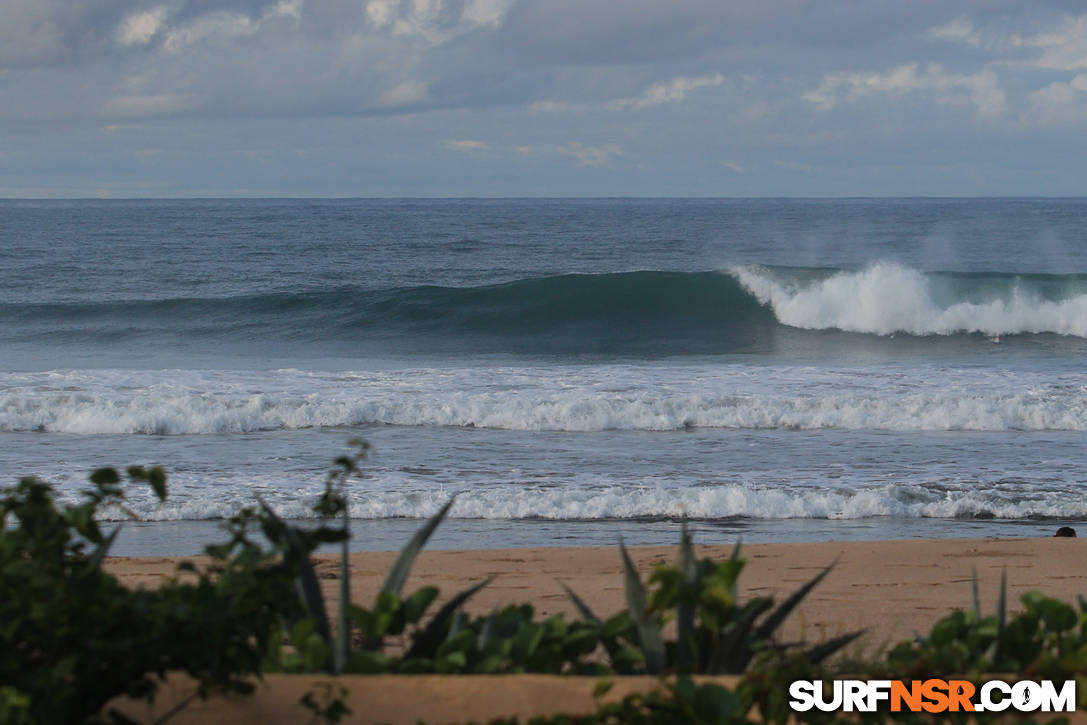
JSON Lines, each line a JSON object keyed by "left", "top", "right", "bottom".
{"left": 5, "top": 1, "right": 1087, "bottom": 723}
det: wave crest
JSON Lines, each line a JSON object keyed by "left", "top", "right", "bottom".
{"left": 733, "top": 262, "right": 1087, "bottom": 337}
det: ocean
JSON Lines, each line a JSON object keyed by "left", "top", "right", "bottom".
{"left": 2, "top": 197, "right": 1086, "bottom": 555}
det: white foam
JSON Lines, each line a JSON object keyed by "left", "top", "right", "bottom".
{"left": 93, "top": 482, "right": 1087, "bottom": 522}
{"left": 733, "top": 262, "right": 1087, "bottom": 337}
{"left": 3, "top": 366, "right": 1087, "bottom": 433}
{"left": 5, "top": 392, "right": 1087, "bottom": 433}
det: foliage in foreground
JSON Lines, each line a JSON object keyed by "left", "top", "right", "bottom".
{"left": 560, "top": 524, "right": 862, "bottom": 676}
{"left": 0, "top": 469, "right": 296, "bottom": 725}
{"left": 4, "top": 445, "right": 1087, "bottom": 725}
{"left": 482, "top": 678, "right": 751, "bottom": 725}
{"left": 472, "top": 577, "right": 1087, "bottom": 725}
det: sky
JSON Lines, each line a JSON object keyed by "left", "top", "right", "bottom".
{"left": 2, "top": 0, "right": 1087, "bottom": 197}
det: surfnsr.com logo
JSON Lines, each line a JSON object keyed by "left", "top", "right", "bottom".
{"left": 789, "top": 679, "right": 1076, "bottom": 713}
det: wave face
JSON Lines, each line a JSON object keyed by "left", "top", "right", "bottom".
{"left": 734, "top": 263, "right": 1087, "bottom": 337}
{"left": 0, "top": 271, "right": 774, "bottom": 356}
{"left": 5, "top": 265, "right": 1087, "bottom": 360}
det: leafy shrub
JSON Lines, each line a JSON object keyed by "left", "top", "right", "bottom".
{"left": 884, "top": 571, "right": 1087, "bottom": 712}
{"left": 10, "top": 445, "right": 1087, "bottom": 725}
{"left": 0, "top": 469, "right": 292, "bottom": 724}
{"left": 482, "top": 678, "right": 750, "bottom": 725}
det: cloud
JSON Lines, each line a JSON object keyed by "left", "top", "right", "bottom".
{"left": 269, "top": 0, "right": 304, "bottom": 21}
{"left": 559, "top": 142, "right": 621, "bottom": 166}
{"left": 462, "top": 0, "right": 510, "bottom": 27}
{"left": 379, "top": 80, "right": 428, "bottom": 106}
{"left": 364, "top": 0, "right": 512, "bottom": 43}
{"left": 116, "top": 8, "right": 168, "bottom": 46}
{"left": 163, "top": 12, "right": 257, "bottom": 52}
{"left": 1025, "top": 73, "right": 1087, "bottom": 126}
{"left": 1014, "top": 14, "right": 1087, "bottom": 70}
{"left": 925, "top": 16, "right": 979, "bottom": 45}
{"left": 446, "top": 139, "right": 487, "bottom": 151}
{"left": 7, "top": 1, "right": 1087, "bottom": 196}
{"left": 805, "top": 63, "right": 1007, "bottom": 118}
{"left": 101, "top": 93, "right": 195, "bottom": 116}
{"left": 610, "top": 73, "right": 724, "bottom": 110}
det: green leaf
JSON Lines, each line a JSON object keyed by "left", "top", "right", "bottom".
{"left": 592, "top": 680, "right": 615, "bottom": 699}
{"left": 346, "top": 650, "right": 392, "bottom": 674}
{"left": 562, "top": 582, "right": 601, "bottom": 624}
{"left": 258, "top": 497, "right": 332, "bottom": 670}
{"left": 405, "top": 576, "right": 493, "bottom": 659}
{"left": 147, "top": 467, "right": 167, "bottom": 503}
{"left": 995, "top": 568, "right": 1007, "bottom": 663}
{"left": 381, "top": 496, "right": 455, "bottom": 598}
{"left": 335, "top": 505, "right": 351, "bottom": 675}
{"left": 511, "top": 622, "right": 545, "bottom": 662}
{"left": 707, "top": 597, "right": 772, "bottom": 674}
{"left": 804, "top": 629, "right": 866, "bottom": 664}
{"left": 753, "top": 561, "right": 835, "bottom": 643}
{"left": 292, "top": 619, "right": 316, "bottom": 645}
{"left": 87, "top": 526, "right": 121, "bottom": 570}
{"left": 619, "top": 540, "right": 666, "bottom": 674}
{"left": 1036, "top": 595, "right": 1077, "bottom": 632}
{"left": 971, "top": 568, "right": 981, "bottom": 618}
{"left": 691, "top": 682, "right": 743, "bottom": 720}
{"left": 675, "top": 519, "right": 697, "bottom": 671}
{"left": 439, "top": 650, "right": 468, "bottom": 672}
{"left": 89, "top": 468, "right": 120, "bottom": 486}
{"left": 402, "top": 586, "right": 440, "bottom": 624}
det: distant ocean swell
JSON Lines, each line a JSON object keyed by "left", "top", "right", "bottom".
{"left": 98, "top": 483, "right": 1087, "bottom": 523}
{"left": 6, "top": 389, "right": 1087, "bottom": 433}
{"left": 5, "top": 264, "right": 1087, "bottom": 348}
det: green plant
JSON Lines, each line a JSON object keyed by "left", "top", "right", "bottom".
{"left": 251, "top": 439, "right": 496, "bottom": 676}
{"left": 565, "top": 523, "right": 862, "bottom": 675}
{"left": 298, "top": 682, "right": 352, "bottom": 725}
{"left": 472, "top": 678, "right": 752, "bottom": 725}
{"left": 886, "top": 571, "right": 1087, "bottom": 682}
{"left": 0, "top": 469, "right": 289, "bottom": 724}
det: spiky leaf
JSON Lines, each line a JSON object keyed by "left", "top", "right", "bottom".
{"left": 405, "top": 576, "right": 492, "bottom": 659}
{"left": 619, "top": 541, "right": 666, "bottom": 674}
{"left": 381, "top": 496, "right": 455, "bottom": 597}
{"left": 752, "top": 562, "right": 835, "bottom": 643}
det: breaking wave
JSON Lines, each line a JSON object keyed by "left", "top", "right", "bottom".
{"left": 6, "top": 265, "right": 1087, "bottom": 356}
{"left": 5, "top": 388, "right": 1087, "bottom": 433}
{"left": 99, "top": 482, "right": 1087, "bottom": 522}
{"left": 733, "top": 262, "right": 1087, "bottom": 337}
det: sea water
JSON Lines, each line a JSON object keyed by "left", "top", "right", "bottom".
{"left": 2, "top": 198, "right": 1086, "bottom": 554}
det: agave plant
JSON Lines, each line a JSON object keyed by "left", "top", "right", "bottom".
{"left": 253, "top": 440, "right": 494, "bottom": 676}
{"left": 567, "top": 522, "right": 863, "bottom": 675}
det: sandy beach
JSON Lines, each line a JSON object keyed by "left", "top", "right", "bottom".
{"left": 107, "top": 536, "right": 1087, "bottom": 651}
{"left": 104, "top": 536, "right": 1087, "bottom": 723}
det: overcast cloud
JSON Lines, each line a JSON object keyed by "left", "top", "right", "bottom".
{"left": 1, "top": 0, "right": 1085, "bottom": 196}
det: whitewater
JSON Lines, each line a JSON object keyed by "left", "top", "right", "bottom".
{"left": 733, "top": 262, "right": 1087, "bottom": 338}
{"left": 3, "top": 365, "right": 1087, "bottom": 434}
{"left": 2, "top": 197, "right": 1086, "bottom": 552}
